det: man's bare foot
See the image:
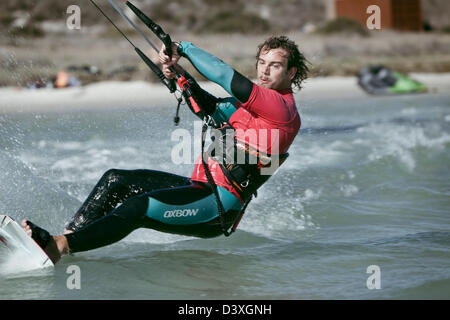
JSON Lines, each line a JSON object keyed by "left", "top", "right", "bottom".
{"left": 21, "top": 220, "right": 70, "bottom": 264}
{"left": 63, "top": 229, "right": 74, "bottom": 235}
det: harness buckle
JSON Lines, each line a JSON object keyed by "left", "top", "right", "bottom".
{"left": 240, "top": 180, "right": 249, "bottom": 188}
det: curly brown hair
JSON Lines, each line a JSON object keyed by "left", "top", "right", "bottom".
{"left": 256, "top": 36, "right": 309, "bottom": 91}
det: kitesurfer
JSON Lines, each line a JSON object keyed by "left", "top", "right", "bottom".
{"left": 22, "top": 35, "right": 308, "bottom": 264}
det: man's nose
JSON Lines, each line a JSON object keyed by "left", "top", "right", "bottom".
{"left": 263, "top": 65, "right": 270, "bottom": 74}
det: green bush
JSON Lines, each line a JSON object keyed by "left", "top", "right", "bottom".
{"left": 3, "top": 0, "right": 36, "bottom": 11}
{"left": 0, "top": 15, "right": 14, "bottom": 27}
{"left": 441, "top": 25, "right": 450, "bottom": 33}
{"left": 9, "top": 23, "right": 45, "bottom": 38}
{"left": 197, "top": 9, "right": 270, "bottom": 34}
{"left": 149, "top": 1, "right": 177, "bottom": 23}
{"left": 317, "top": 17, "right": 369, "bottom": 36}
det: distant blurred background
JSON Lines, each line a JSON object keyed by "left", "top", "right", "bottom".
{"left": 1, "top": 0, "right": 449, "bottom": 87}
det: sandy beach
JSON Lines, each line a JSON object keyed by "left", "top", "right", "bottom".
{"left": 1, "top": 73, "right": 449, "bottom": 114}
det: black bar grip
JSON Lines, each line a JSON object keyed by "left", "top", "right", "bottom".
{"left": 126, "top": 1, "right": 172, "bottom": 57}
{"left": 135, "top": 47, "right": 176, "bottom": 93}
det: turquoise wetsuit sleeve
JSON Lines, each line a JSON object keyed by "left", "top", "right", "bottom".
{"left": 178, "top": 41, "right": 253, "bottom": 103}
{"left": 178, "top": 41, "right": 234, "bottom": 94}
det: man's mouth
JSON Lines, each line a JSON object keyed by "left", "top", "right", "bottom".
{"left": 259, "top": 77, "right": 269, "bottom": 83}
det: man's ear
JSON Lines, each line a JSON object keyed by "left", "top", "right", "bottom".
{"left": 288, "top": 67, "right": 297, "bottom": 81}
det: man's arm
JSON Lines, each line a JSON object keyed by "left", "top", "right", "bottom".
{"left": 177, "top": 43, "right": 292, "bottom": 123}
{"left": 177, "top": 41, "right": 254, "bottom": 104}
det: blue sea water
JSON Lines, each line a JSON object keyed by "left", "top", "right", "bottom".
{"left": 0, "top": 89, "right": 449, "bottom": 299}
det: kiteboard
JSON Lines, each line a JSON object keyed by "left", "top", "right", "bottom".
{"left": 0, "top": 215, "right": 54, "bottom": 269}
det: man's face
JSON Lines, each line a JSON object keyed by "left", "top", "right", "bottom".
{"left": 257, "top": 47, "right": 296, "bottom": 90}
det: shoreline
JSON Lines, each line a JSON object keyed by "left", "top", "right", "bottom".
{"left": 1, "top": 73, "right": 449, "bottom": 113}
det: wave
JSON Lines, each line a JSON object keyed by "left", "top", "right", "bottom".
{"left": 0, "top": 151, "right": 80, "bottom": 233}
{"left": 355, "top": 121, "right": 450, "bottom": 172}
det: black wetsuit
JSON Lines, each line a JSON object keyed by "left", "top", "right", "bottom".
{"left": 65, "top": 169, "right": 241, "bottom": 252}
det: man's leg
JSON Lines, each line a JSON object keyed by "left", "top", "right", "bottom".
{"left": 23, "top": 182, "right": 242, "bottom": 262}
{"left": 21, "top": 193, "right": 148, "bottom": 264}
{"left": 65, "top": 169, "right": 191, "bottom": 233}
{"left": 64, "top": 182, "right": 242, "bottom": 253}
{"left": 64, "top": 193, "right": 150, "bottom": 253}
